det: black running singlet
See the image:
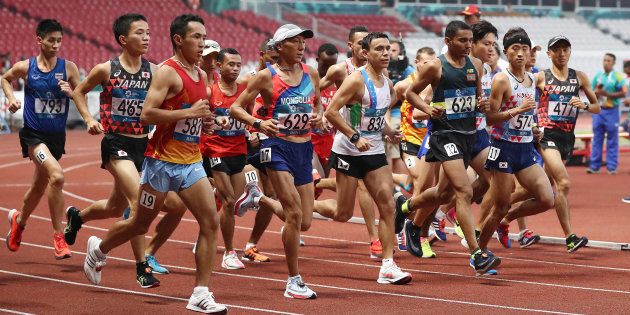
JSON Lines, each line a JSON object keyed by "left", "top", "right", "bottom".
{"left": 537, "top": 68, "right": 580, "bottom": 133}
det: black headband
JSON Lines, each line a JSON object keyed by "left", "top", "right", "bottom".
{"left": 503, "top": 35, "right": 531, "bottom": 50}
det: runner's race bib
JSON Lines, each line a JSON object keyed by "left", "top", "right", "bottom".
{"left": 35, "top": 98, "right": 66, "bottom": 118}
{"left": 444, "top": 87, "right": 476, "bottom": 120}
{"left": 111, "top": 89, "right": 146, "bottom": 123}
{"left": 173, "top": 103, "right": 202, "bottom": 143}
{"left": 547, "top": 94, "right": 578, "bottom": 122}
{"left": 214, "top": 108, "right": 245, "bottom": 136}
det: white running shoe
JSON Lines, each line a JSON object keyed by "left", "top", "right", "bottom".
{"left": 377, "top": 262, "right": 412, "bottom": 285}
{"left": 234, "top": 181, "right": 263, "bottom": 217}
{"left": 280, "top": 226, "right": 305, "bottom": 246}
{"left": 186, "top": 290, "right": 227, "bottom": 313}
{"left": 84, "top": 236, "right": 106, "bottom": 285}
{"left": 284, "top": 275, "right": 317, "bottom": 299}
{"left": 221, "top": 250, "right": 245, "bottom": 270}
{"left": 461, "top": 237, "right": 470, "bottom": 249}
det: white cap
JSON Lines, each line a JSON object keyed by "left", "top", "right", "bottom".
{"left": 202, "top": 40, "right": 220, "bottom": 56}
{"left": 531, "top": 41, "right": 542, "bottom": 51}
{"left": 272, "top": 24, "right": 313, "bottom": 43}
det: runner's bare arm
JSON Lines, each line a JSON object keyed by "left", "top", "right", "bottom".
{"left": 319, "top": 63, "right": 342, "bottom": 90}
{"left": 406, "top": 59, "right": 441, "bottom": 117}
{"left": 230, "top": 69, "right": 278, "bottom": 135}
{"left": 1, "top": 60, "right": 28, "bottom": 113}
{"left": 141, "top": 65, "right": 210, "bottom": 124}
{"left": 324, "top": 72, "right": 361, "bottom": 138}
{"left": 576, "top": 70, "right": 601, "bottom": 114}
{"left": 486, "top": 72, "right": 512, "bottom": 124}
{"left": 308, "top": 65, "right": 323, "bottom": 127}
{"left": 71, "top": 62, "right": 110, "bottom": 134}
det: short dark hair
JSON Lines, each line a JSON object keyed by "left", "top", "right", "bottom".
{"left": 605, "top": 53, "right": 616, "bottom": 63}
{"left": 260, "top": 38, "right": 273, "bottom": 51}
{"left": 170, "top": 14, "right": 204, "bottom": 50}
{"left": 445, "top": 20, "right": 471, "bottom": 39}
{"left": 360, "top": 32, "right": 389, "bottom": 50}
{"left": 112, "top": 14, "right": 147, "bottom": 46}
{"left": 472, "top": 20, "right": 497, "bottom": 43}
{"left": 493, "top": 42, "right": 502, "bottom": 57}
{"left": 349, "top": 25, "right": 369, "bottom": 42}
{"left": 217, "top": 48, "right": 240, "bottom": 63}
{"left": 317, "top": 43, "right": 338, "bottom": 57}
{"left": 624, "top": 60, "right": 630, "bottom": 69}
{"left": 36, "top": 19, "right": 63, "bottom": 38}
{"left": 416, "top": 47, "right": 435, "bottom": 59}
{"left": 503, "top": 27, "right": 529, "bottom": 49}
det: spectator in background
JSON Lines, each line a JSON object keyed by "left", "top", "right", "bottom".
{"left": 460, "top": 5, "right": 481, "bottom": 26}
{"left": 387, "top": 39, "right": 413, "bottom": 176}
{"left": 588, "top": 53, "right": 628, "bottom": 175}
{"left": 623, "top": 60, "right": 630, "bottom": 108}
{"left": 488, "top": 42, "right": 502, "bottom": 75}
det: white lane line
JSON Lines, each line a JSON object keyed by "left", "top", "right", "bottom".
{"left": 0, "top": 269, "right": 298, "bottom": 315}
{"left": 1, "top": 241, "right": 581, "bottom": 315}
{"left": 0, "top": 308, "right": 34, "bottom": 315}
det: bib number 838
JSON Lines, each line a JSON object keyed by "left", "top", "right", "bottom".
{"left": 365, "top": 116, "right": 385, "bottom": 132}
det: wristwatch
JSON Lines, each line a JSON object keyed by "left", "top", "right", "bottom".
{"left": 349, "top": 132, "right": 360, "bottom": 143}
{"left": 252, "top": 119, "right": 262, "bottom": 130}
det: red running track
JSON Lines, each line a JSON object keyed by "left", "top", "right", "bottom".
{"left": 1, "top": 131, "right": 629, "bottom": 314}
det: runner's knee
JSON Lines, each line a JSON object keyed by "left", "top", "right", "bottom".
{"left": 48, "top": 171, "right": 64, "bottom": 189}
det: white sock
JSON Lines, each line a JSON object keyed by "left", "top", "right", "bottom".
{"left": 94, "top": 242, "right": 106, "bottom": 259}
{"left": 435, "top": 209, "right": 445, "bottom": 221}
{"left": 382, "top": 258, "right": 394, "bottom": 266}
{"left": 193, "top": 286, "right": 209, "bottom": 295}
{"left": 245, "top": 242, "right": 256, "bottom": 250}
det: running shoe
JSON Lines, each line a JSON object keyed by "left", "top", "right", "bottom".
{"left": 421, "top": 238, "right": 436, "bottom": 258}
{"left": 431, "top": 217, "right": 447, "bottom": 242}
{"left": 53, "top": 232, "right": 71, "bottom": 260}
{"left": 280, "top": 226, "right": 305, "bottom": 246}
{"left": 136, "top": 261, "right": 160, "bottom": 288}
{"left": 370, "top": 239, "right": 383, "bottom": 259}
{"left": 460, "top": 230, "right": 481, "bottom": 249}
{"left": 221, "top": 250, "right": 245, "bottom": 270}
{"left": 496, "top": 223, "right": 512, "bottom": 248}
{"left": 84, "top": 236, "right": 106, "bottom": 285}
{"left": 566, "top": 234, "right": 588, "bottom": 253}
{"left": 187, "top": 290, "right": 227, "bottom": 313}
{"left": 64, "top": 206, "right": 82, "bottom": 245}
{"left": 586, "top": 168, "right": 600, "bottom": 174}
{"left": 396, "top": 220, "right": 408, "bottom": 251}
{"left": 468, "top": 257, "right": 498, "bottom": 275}
{"left": 6, "top": 209, "right": 24, "bottom": 252}
{"left": 404, "top": 221, "right": 423, "bottom": 258}
{"left": 284, "top": 275, "right": 317, "bottom": 299}
{"left": 470, "top": 249, "right": 501, "bottom": 276}
{"left": 607, "top": 169, "right": 618, "bottom": 175}
{"left": 445, "top": 207, "right": 457, "bottom": 225}
{"left": 146, "top": 255, "right": 169, "bottom": 274}
{"left": 241, "top": 246, "right": 271, "bottom": 262}
{"left": 377, "top": 261, "right": 412, "bottom": 284}
{"left": 518, "top": 229, "right": 540, "bottom": 248}
{"left": 622, "top": 196, "right": 630, "bottom": 204}
{"left": 234, "top": 180, "right": 262, "bottom": 217}
{"left": 454, "top": 221, "right": 464, "bottom": 239}
{"left": 394, "top": 192, "right": 407, "bottom": 234}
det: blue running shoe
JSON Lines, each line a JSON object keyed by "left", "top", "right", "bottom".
{"left": 469, "top": 257, "right": 498, "bottom": 275}
{"left": 470, "top": 249, "right": 501, "bottom": 276}
{"left": 397, "top": 220, "right": 409, "bottom": 251}
{"left": 431, "top": 217, "right": 447, "bottom": 242}
{"left": 146, "top": 255, "right": 169, "bottom": 274}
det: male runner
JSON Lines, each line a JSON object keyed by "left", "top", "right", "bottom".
{"left": 82, "top": 14, "right": 226, "bottom": 313}
{"left": 317, "top": 32, "right": 412, "bottom": 284}
{"left": 230, "top": 24, "right": 321, "bottom": 299}
{"left": 3, "top": 19, "right": 80, "bottom": 259}
{"left": 65, "top": 14, "right": 186, "bottom": 284}
{"left": 516, "top": 35, "right": 597, "bottom": 252}
{"left": 318, "top": 25, "right": 383, "bottom": 257}
{"left": 200, "top": 48, "right": 250, "bottom": 269}
{"left": 312, "top": 43, "right": 338, "bottom": 179}
{"left": 398, "top": 21, "right": 499, "bottom": 275}
{"left": 477, "top": 28, "right": 555, "bottom": 258}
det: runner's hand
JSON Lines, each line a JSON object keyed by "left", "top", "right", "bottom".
{"left": 429, "top": 106, "right": 444, "bottom": 118}
{"left": 86, "top": 119, "right": 104, "bottom": 135}
{"left": 260, "top": 119, "right": 279, "bottom": 137}
{"left": 8, "top": 99, "right": 21, "bottom": 113}
{"left": 568, "top": 96, "right": 585, "bottom": 109}
{"left": 385, "top": 129, "right": 402, "bottom": 144}
{"left": 354, "top": 137, "right": 371, "bottom": 152}
{"left": 248, "top": 132, "right": 260, "bottom": 147}
{"left": 518, "top": 95, "right": 536, "bottom": 114}
{"left": 58, "top": 80, "right": 72, "bottom": 97}
{"left": 533, "top": 126, "right": 543, "bottom": 142}
{"left": 189, "top": 99, "right": 211, "bottom": 119}
{"left": 477, "top": 96, "right": 490, "bottom": 113}
{"left": 310, "top": 112, "right": 323, "bottom": 129}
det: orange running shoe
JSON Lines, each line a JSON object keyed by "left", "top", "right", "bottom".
{"left": 54, "top": 232, "right": 71, "bottom": 260}
{"left": 370, "top": 239, "right": 383, "bottom": 259}
{"left": 241, "top": 246, "right": 271, "bottom": 262}
{"left": 6, "top": 209, "right": 24, "bottom": 252}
